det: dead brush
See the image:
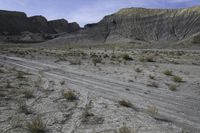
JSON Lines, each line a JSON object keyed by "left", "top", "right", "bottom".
{"left": 139, "top": 55, "right": 155, "bottom": 62}
{"left": 147, "top": 105, "right": 158, "bottom": 114}
{"left": 172, "top": 75, "right": 183, "bottom": 83}
{"left": 69, "top": 58, "right": 81, "bottom": 65}
{"left": 121, "top": 53, "right": 133, "bottom": 61}
{"left": 118, "top": 100, "right": 133, "bottom": 108}
{"left": 62, "top": 90, "right": 77, "bottom": 101}
{"left": 135, "top": 68, "right": 142, "bottom": 73}
{"left": 16, "top": 71, "right": 29, "bottom": 79}
{"left": 149, "top": 74, "right": 155, "bottom": 80}
{"left": 163, "top": 70, "right": 173, "bottom": 76}
{"left": 23, "top": 89, "right": 34, "bottom": 98}
{"left": 92, "top": 57, "right": 102, "bottom": 66}
{"left": 0, "top": 68, "right": 4, "bottom": 73}
{"left": 18, "top": 101, "right": 32, "bottom": 115}
{"left": 27, "top": 116, "right": 46, "bottom": 133}
{"left": 147, "top": 82, "right": 158, "bottom": 88}
{"left": 168, "top": 84, "right": 177, "bottom": 91}
{"left": 115, "top": 124, "right": 140, "bottom": 133}
{"left": 6, "top": 79, "right": 12, "bottom": 88}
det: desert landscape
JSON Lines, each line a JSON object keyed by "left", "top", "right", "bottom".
{"left": 0, "top": 4, "right": 200, "bottom": 133}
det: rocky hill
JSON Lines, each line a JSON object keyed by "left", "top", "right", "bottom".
{"left": 0, "top": 10, "right": 80, "bottom": 42}
{"left": 46, "top": 6, "right": 200, "bottom": 47}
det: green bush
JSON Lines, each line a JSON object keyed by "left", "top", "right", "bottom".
{"left": 163, "top": 70, "right": 173, "bottom": 76}
{"left": 122, "top": 54, "right": 133, "bottom": 61}
{"left": 62, "top": 90, "right": 77, "bottom": 101}
{"left": 27, "top": 117, "right": 46, "bottom": 133}
{"left": 172, "top": 76, "right": 183, "bottom": 82}
{"left": 193, "top": 34, "right": 200, "bottom": 44}
{"left": 92, "top": 57, "right": 102, "bottom": 66}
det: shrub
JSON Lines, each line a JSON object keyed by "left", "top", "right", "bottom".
{"left": 115, "top": 125, "right": 140, "bottom": 133}
{"left": 23, "top": 89, "right": 34, "bottom": 98}
{"left": 122, "top": 54, "right": 133, "bottom": 61}
{"left": 6, "top": 80, "right": 12, "bottom": 88}
{"left": 135, "top": 68, "right": 142, "bottom": 73}
{"left": 147, "top": 105, "right": 158, "bottom": 114}
{"left": 0, "top": 68, "right": 4, "bottom": 73}
{"left": 145, "top": 56, "right": 155, "bottom": 62}
{"left": 18, "top": 102, "right": 32, "bottom": 114}
{"left": 169, "top": 84, "right": 177, "bottom": 91}
{"left": 117, "top": 126, "right": 132, "bottom": 133}
{"left": 16, "top": 71, "right": 25, "bottom": 79}
{"left": 192, "top": 34, "right": 200, "bottom": 44}
{"left": 27, "top": 117, "right": 46, "bottom": 133}
{"left": 60, "top": 80, "right": 65, "bottom": 85}
{"left": 139, "top": 55, "right": 155, "bottom": 62}
{"left": 149, "top": 74, "right": 155, "bottom": 80}
{"left": 147, "top": 82, "right": 158, "bottom": 88}
{"left": 163, "top": 70, "right": 173, "bottom": 76}
{"left": 69, "top": 59, "right": 81, "bottom": 65}
{"left": 118, "top": 100, "right": 132, "bottom": 108}
{"left": 16, "top": 71, "right": 30, "bottom": 79}
{"left": 92, "top": 57, "right": 102, "bottom": 66}
{"left": 62, "top": 90, "right": 77, "bottom": 101}
{"left": 172, "top": 76, "right": 183, "bottom": 82}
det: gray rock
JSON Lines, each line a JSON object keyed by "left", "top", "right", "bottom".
{"left": 45, "top": 6, "right": 200, "bottom": 46}
{"left": 0, "top": 10, "right": 81, "bottom": 42}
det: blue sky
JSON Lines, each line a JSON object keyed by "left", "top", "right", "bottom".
{"left": 0, "top": 0, "right": 200, "bottom": 27}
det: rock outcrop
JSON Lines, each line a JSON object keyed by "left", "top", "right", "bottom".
{"left": 0, "top": 10, "right": 80, "bottom": 42}
{"left": 48, "top": 19, "right": 80, "bottom": 33}
{"left": 46, "top": 6, "right": 200, "bottom": 46}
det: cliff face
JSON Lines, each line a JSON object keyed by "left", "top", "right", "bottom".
{"left": 0, "top": 10, "right": 80, "bottom": 36}
{"left": 47, "top": 6, "right": 200, "bottom": 45}
{"left": 48, "top": 19, "right": 80, "bottom": 33}
{"left": 101, "top": 7, "right": 200, "bottom": 43}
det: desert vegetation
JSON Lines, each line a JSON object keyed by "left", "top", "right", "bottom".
{"left": 0, "top": 46, "right": 199, "bottom": 133}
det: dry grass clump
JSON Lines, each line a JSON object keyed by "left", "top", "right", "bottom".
{"left": 6, "top": 79, "right": 12, "bottom": 88}
{"left": 192, "top": 34, "right": 200, "bottom": 44}
{"left": 147, "top": 105, "right": 158, "bottom": 114}
{"left": 122, "top": 54, "right": 133, "bottom": 61}
{"left": 0, "top": 68, "right": 4, "bottom": 73}
{"left": 118, "top": 100, "right": 133, "bottom": 108}
{"left": 60, "top": 80, "right": 65, "bottom": 85}
{"left": 16, "top": 71, "right": 30, "bottom": 79}
{"left": 92, "top": 57, "right": 102, "bottom": 66}
{"left": 135, "top": 68, "right": 142, "bottom": 73}
{"left": 35, "top": 76, "right": 43, "bottom": 88}
{"left": 18, "top": 102, "right": 32, "bottom": 114}
{"left": 163, "top": 70, "right": 173, "bottom": 76}
{"left": 139, "top": 55, "right": 155, "bottom": 62}
{"left": 62, "top": 90, "right": 77, "bottom": 101}
{"left": 172, "top": 75, "right": 183, "bottom": 82}
{"left": 69, "top": 59, "right": 81, "bottom": 65}
{"left": 149, "top": 74, "right": 155, "bottom": 80}
{"left": 115, "top": 125, "right": 140, "bottom": 133}
{"left": 23, "top": 89, "right": 34, "bottom": 98}
{"left": 147, "top": 82, "right": 158, "bottom": 88}
{"left": 116, "top": 126, "right": 132, "bottom": 133}
{"left": 27, "top": 117, "right": 46, "bottom": 133}
{"left": 169, "top": 84, "right": 177, "bottom": 91}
